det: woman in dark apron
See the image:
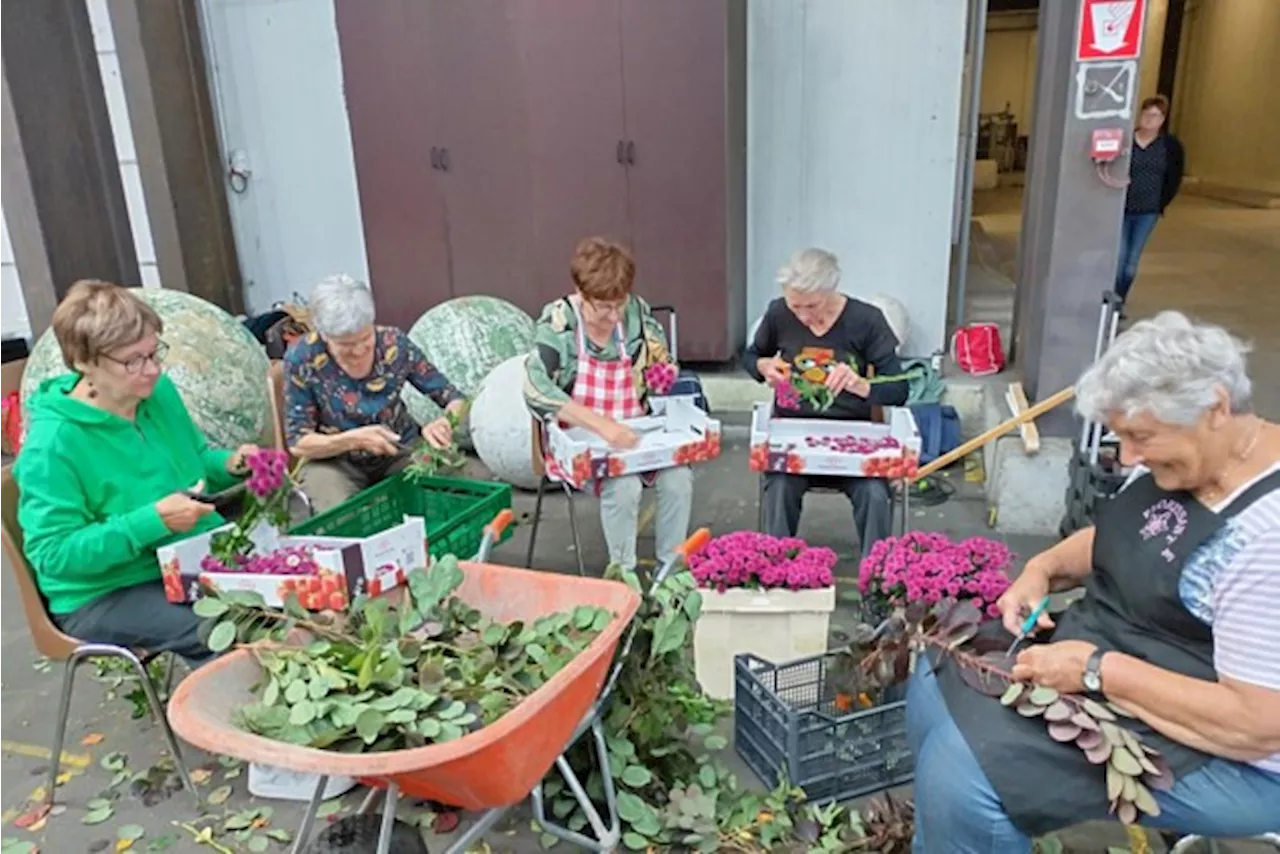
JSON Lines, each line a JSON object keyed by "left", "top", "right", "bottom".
{"left": 908, "top": 312, "right": 1280, "bottom": 852}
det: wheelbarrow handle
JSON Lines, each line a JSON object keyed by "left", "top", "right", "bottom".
{"left": 485, "top": 509, "right": 515, "bottom": 539}
{"left": 472, "top": 509, "right": 516, "bottom": 563}
{"left": 676, "top": 528, "right": 710, "bottom": 559}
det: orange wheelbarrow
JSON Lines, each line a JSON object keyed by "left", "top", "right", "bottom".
{"left": 168, "top": 510, "right": 711, "bottom": 853}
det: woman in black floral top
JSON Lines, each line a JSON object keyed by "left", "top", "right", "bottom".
{"left": 284, "top": 275, "right": 465, "bottom": 512}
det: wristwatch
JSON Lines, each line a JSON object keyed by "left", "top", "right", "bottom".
{"left": 1083, "top": 648, "right": 1107, "bottom": 692}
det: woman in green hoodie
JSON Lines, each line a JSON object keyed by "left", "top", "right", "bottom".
{"left": 15, "top": 281, "right": 256, "bottom": 664}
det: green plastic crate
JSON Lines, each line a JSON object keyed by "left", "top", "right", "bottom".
{"left": 290, "top": 473, "right": 513, "bottom": 561}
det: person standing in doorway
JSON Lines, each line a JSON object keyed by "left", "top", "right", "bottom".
{"left": 1115, "top": 95, "right": 1185, "bottom": 306}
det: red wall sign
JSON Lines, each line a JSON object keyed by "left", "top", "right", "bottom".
{"left": 1077, "top": 0, "right": 1147, "bottom": 61}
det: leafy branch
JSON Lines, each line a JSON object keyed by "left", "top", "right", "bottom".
{"left": 404, "top": 405, "right": 468, "bottom": 481}
{"left": 842, "top": 600, "right": 1174, "bottom": 826}
{"left": 193, "top": 555, "right": 612, "bottom": 754}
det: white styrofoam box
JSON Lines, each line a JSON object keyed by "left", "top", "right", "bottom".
{"left": 545, "top": 398, "right": 721, "bottom": 489}
{"left": 248, "top": 763, "right": 356, "bottom": 802}
{"left": 158, "top": 517, "right": 427, "bottom": 609}
{"left": 693, "top": 586, "right": 837, "bottom": 700}
{"left": 748, "top": 403, "right": 921, "bottom": 478}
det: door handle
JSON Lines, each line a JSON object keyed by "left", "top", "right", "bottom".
{"left": 430, "top": 147, "right": 440, "bottom": 170}
{"left": 616, "top": 140, "right": 625, "bottom": 164}
{"left": 625, "top": 140, "right": 636, "bottom": 165}
{"left": 441, "top": 148, "right": 451, "bottom": 172}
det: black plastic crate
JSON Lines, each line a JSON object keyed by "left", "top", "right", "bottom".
{"left": 733, "top": 652, "right": 914, "bottom": 804}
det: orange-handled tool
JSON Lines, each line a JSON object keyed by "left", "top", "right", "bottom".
{"left": 677, "top": 528, "right": 711, "bottom": 559}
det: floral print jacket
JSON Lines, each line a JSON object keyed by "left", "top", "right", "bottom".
{"left": 283, "top": 327, "right": 463, "bottom": 451}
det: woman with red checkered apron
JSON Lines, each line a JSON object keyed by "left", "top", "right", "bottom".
{"left": 524, "top": 238, "right": 693, "bottom": 571}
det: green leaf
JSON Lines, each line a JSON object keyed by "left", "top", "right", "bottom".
{"left": 481, "top": 624, "right": 506, "bottom": 645}
{"left": 418, "top": 718, "right": 442, "bottom": 739}
{"left": 620, "top": 765, "right": 652, "bottom": 787}
{"left": 616, "top": 791, "right": 649, "bottom": 823}
{"left": 703, "top": 734, "right": 728, "bottom": 751}
{"left": 289, "top": 700, "right": 317, "bottom": 727}
{"left": 208, "top": 620, "right": 237, "bottom": 652}
{"left": 316, "top": 798, "right": 345, "bottom": 818}
{"left": 698, "top": 763, "right": 717, "bottom": 790}
{"left": 1027, "top": 686, "right": 1059, "bottom": 706}
{"left": 81, "top": 806, "right": 113, "bottom": 825}
{"left": 649, "top": 610, "right": 686, "bottom": 660}
{"left": 622, "top": 832, "right": 650, "bottom": 851}
{"left": 247, "top": 836, "right": 270, "bottom": 853}
{"left": 999, "top": 683, "right": 1024, "bottom": 707}
{"left": 100, "top": 752, "right": 127, "bottom": 772}
{"left": 262, "top": 678, "right": 280, "bottom": 707}
{"left": 1109, "top": 745, "right": 1142, "bottom": 776}
{"left": 591, "top": 608, "right": 612, "bottom": 632}
{"left": 356, "top": 709, "right": 385, "bottom": 744}
{"left": 265, "top": 829, "right": 293, "bottom": 843}
{"left": 1082, "top": 697, "right": 1117, "bottom": 721}
{"left": 117, "top": 824, "right": 146, "bottom": 842}
{"left": 1033, "top": 837, "right": 1064, "bottom": 854}
{"left": 192, "top": 597, "right": 229, "bottom": 618}
{"left": 208, "top": 785, "right": 233, "bottom": 805}
{"left": 284, "top": 680, "right": 307, "bottom": 704}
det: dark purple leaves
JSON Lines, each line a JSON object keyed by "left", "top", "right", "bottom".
{"left": 1075, "top": 729, "right": 1103, "bottom": 751}
{"left": 1141, "top": 755, "right": 1174, "bottom": 792}
{"left": 958, "top": 651, "right": 1012, "bottom": 696}
{"left": 1043, "top": 701, "right": 1073, "bottom": 722}
{"left": 1047, "top": 722, "right": 1082, "bottom": 742}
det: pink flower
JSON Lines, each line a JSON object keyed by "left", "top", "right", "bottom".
{"left": 857, "top": 533, "right": 1013, "bottom": 621}
{"left": 244, "top": 448, "right": 289, "bottom": 498}
{"left": 689, "top": 531, "right": 835, "bottom": 592}
{"left": 643, "top": 362, "right": 678, "bottom": 396}
{"left": 775, "top": 381, "right": 802, "bottom": 410}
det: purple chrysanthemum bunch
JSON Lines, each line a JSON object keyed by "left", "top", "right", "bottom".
{"left": 858, "top": 531, "right": 1013, "bottom": 619}
{"left": 200, "top": 545, "right": 319, "bottom": 576}
{"left": 246, "top": 448, "right": 289, "bottom": 498}
{"left": 688, "top": 531, "right": 836, "bottom": 593}
{"left": 774, "top": 381, "right": 802, "bottom": 411}
{"left": 643, "top": 362, "right": 678, "bottom": 396}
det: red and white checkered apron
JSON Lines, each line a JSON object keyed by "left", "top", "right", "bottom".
{"left": 544, "top": 298, "right": 651, "bottom": 492}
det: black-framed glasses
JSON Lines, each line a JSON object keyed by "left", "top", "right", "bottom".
{"left": 101, "top": 340, "right": 169, "bottom": 374}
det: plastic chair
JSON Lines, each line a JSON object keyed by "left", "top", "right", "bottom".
{"left": 0, "top": 470, "right": 201, "bottom": 808}
{"left": 524, "top": 416, "right": 586, "bottom": 576}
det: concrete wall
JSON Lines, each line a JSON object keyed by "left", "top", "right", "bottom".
{"left": 747, "top": 0, "right": 967, "bottom": 357}
{"left": 2, "top": 0, "right": 160, "bottom": 342}
{"left": 1173, "top": 0, "right": 1280, "bottom": 194}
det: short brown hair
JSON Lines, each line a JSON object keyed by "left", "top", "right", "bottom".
{"left": 1141, "top": 95, "right": 1169, "bottom": 116}
{"left": 50, "top": 280, "right": 163, "bottom": 370}
{"left": 570, "top": 237, "right": 635, "bottom": 301}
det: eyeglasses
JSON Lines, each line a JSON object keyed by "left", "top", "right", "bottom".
{"left": 101, "top": 340, "right": 169, "bottom": 374}
{"left": 586, "top": 300, "right": 626, "bottom": 318}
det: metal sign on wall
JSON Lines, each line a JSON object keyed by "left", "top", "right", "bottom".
{"left": 1076, "top": 0, "right": 1147, "bottom": 62}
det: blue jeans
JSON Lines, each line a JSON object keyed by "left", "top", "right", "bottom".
{"left": 907, "top": 660, "right": 1280, "bottom": 853}
{"left": 1115, "top": 212, "right": 1160, "bottom": 301}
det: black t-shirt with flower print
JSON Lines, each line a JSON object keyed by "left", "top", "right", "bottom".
{"left": 743, "top": 297, "right": 909, "bottom": 420}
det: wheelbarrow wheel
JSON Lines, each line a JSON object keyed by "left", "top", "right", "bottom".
{"left": 303, "top": 814, "right": 428, "bottom": 854}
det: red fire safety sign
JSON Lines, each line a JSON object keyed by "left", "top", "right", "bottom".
{"left": 1077, "top": 0, "right": 1147, "bottom": 61}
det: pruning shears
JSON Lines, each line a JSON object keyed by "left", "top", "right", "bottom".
{"left": 1005, "top": 596, "right": 1051, "bottom": 657}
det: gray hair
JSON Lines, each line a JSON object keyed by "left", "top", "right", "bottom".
{"left": 776, "top": 248, "right": 841, "bottom": 294}
{"left": 1076, "top": 311, "right": 1253, "bottom": 426}
{"left": 309, "top": 274, "right": 376, "bottom": 337}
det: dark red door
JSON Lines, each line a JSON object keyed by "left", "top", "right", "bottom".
{"left": 620, "top": 0, "right": 730, "bottom": 360}
{"left": 513, "top": 0, "right": 631, "bottom": 314}
{"left": 426, "top": 1, "right": 533, "bottom": 305}
{"left": 336, "top": 0, "right": 451, "bottom": 331}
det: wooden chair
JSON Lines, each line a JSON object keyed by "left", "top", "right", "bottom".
{"left": 0, "top": 470, "right": 201, "bottom": 807}
{"left": 524, "top": 416, "right": 586, "bottom": 576}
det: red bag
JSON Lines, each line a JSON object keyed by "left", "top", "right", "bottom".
{"left": 2, "top": 391, "right": 22, "bottom": 456}
{"left": 951, "top": 323, "right": 1005, "bottom": 376}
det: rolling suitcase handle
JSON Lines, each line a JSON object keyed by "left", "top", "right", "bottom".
{"left": 648, "top": 304, "right": 679, "bottom": 361}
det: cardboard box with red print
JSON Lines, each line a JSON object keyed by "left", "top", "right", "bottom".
{"left": 748, "top": 403, "right": 922, "bottom": 478}
{"left": 158, "top": 517, "right": 427, "bottom": 609}
{"left": 545, "top": 397, "right": 722, "bottom": 489}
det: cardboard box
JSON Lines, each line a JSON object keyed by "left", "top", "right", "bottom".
{"left": 545, "top": 398, "right": 721, "bottom": 489}
{"left": 748, "top": 403, "right": 921, "bottom": 478}
{"left": 158, "top": 516, "right": 427, "bottom": 610}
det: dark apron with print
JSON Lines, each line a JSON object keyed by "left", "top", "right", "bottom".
{"left": 931, "top": 469, "right": 1280, "bottom": 836}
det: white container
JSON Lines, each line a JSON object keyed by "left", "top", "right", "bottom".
{"left": 693, "top": 586, "right": 837, "bottom": 700}
{"left": 749, "top": 403, "right": 921, "bottom": 478}
{"left": 248, "top": 762, "right": 357, "bottom": 802}
{"left": 545, "top": 398, "right": 721, "bottom": 488}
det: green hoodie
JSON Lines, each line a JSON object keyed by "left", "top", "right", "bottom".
{"left": 15, "top": 373, "right": 239, "bottom": 615}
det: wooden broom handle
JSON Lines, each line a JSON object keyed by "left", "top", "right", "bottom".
{"left": 911, "top": 385, "right": 1077, "bottom": 481}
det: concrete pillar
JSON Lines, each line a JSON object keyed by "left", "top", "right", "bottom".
{"left": 1, "top": 0, "right": 139, "bottom": 336}
{"left": 109, "top": 0, "right": 243, "bottom": 314}
{"left": 1013, "top": 0, "right": 1147, "bottom": 436}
